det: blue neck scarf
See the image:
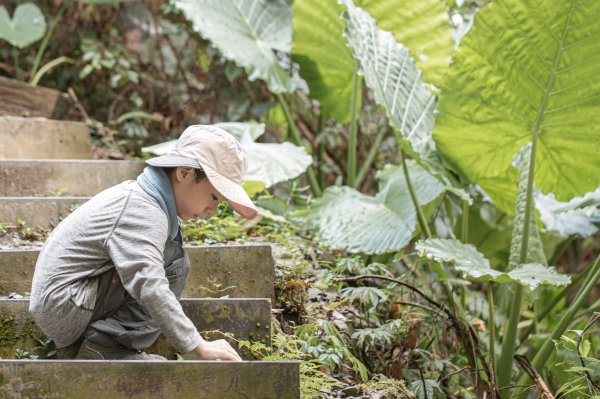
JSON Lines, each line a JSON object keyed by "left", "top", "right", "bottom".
{"left": 137, "top": 166, "right": 180, "bottom": 240}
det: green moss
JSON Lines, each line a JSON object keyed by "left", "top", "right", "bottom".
{"left": 0, "top": 313, "right": 39, "bottom": 359}
{"left": 359, "top": 379, "right": 414, "bottom": 399}
{"left": 0, "top": 314, "right": 34, "bottom": 346}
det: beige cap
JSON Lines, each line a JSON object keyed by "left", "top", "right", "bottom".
{"left": 146, "top": 125, "right": 257, "bottom": 219}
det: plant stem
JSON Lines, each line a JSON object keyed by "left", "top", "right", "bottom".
{"left": 499, "top": 129, "right": 542, "bottom": 388}
{"left": 30, "top": 2, "right": 68, "bottom": 84}
{"left": 548, "top": 236, "right": 574, "bottom": 266}
{"left": 497, "top": 284, "right": 523, "bottom": 387}
{"left": 400, "top": 147, "right": 431, "bottom": 238}
{"left": 461, "top": 200, "right": 469, "bottom": 242}
{"left": 488, "top": 283, "right": 496, "bottom": 385}
{"left": 317, "top": 113, "right": 325, "bottom": 189}
{"left": 13, "top": 48, "right": 21, "bottom": 80}
{"left": 355, "top": 126, "right": 386, "bottom": 188}
{"left": 347, "top": 63, "right": 360, "bottom": 188}
{"left": 518, "top": 265, "right": 590, "bottom": 346}
{"left": 276, "top": 93, "right": 322, "bottom": 197}
{"left": 515, "top": 253, "right": 600, "bottom": 397}
{"left": 459, "top": 199, "right": 470, "bottom": 309}
{"left": 30, "top": 56, "right": 74, "bottom": 87}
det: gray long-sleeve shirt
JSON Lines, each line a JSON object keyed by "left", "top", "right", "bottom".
{"left": 29, "top": 180, "right": 202, "bottom": 353}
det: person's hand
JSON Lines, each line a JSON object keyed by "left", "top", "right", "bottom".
{"left": 193, "top": 338, "right": 242, "bottom": 361}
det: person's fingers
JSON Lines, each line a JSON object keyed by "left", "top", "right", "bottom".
{"left": 224, "top": 343, "right": 242, "bottom": 360}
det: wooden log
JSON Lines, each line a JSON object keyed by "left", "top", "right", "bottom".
{"left": 0, "top": 76, "right": 76, "bottom": 119}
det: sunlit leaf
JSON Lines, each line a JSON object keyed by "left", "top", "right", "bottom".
{"left": 172, "top": 0, "right": 295, "bottom": 93}
{"left": 292, "top": 0, "right": 357, "bottom": 122}
{"left": 356, "top": 0, "right": 453, "bottom": 87}
{"left": 341, "top": 0, "right": 435, "bottom": 157}
{"left": 292, "top": 0, "right": 452, "bottom": 122}
{"left": 535, "top": 185, "right": 600, "bottom": 238}
{"left": 341, "top": 0, "right": 470, "bottom": 203}
{"left": 416, "top": 238, "right": 570, "bottom": 290}
{"left": 435, "top": 0, "right": 600, "bottom": 213}
{"left": 304, "top": 161, "right": 445, "bottom": 254}
{"left": 507, "top": 143, "right": 547, "bottom": 270}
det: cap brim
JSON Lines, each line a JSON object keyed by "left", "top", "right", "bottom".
{"left": 201, "top": 163, "right": 257, "bottom": 219}
{"left": 146, "top": 154, "right": 201, "bottom": 169}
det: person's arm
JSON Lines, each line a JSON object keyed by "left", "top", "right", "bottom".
{"left": 105, "top": 195, "right": 240, "bottom": 360}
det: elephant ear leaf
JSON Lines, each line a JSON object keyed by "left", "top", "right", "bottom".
{"left": 292, "top": 0, "right": 452, "bottom": 122}
{"left": 0, "top": 3, "right": 46, "bottom": 49}
{"left": 292, "top": 0, "right": 357, "bottom": 122}
{"left": 304, "top": 161, "right": 445, "bottom": 254}
{"left": 416, "top": 238, "right": 570, "bottom": 290}
{"left": 340, "top": 0, "right": 470, "bottom": 202}
{"left": 434, "top": 0, "right": 600, "bottom": 214}
{"left": 341, "top": 0, "right": 435, "bottom": 157}
{"left": 355, "top": 0, "right": 453, "bottom": 87}
{"left": 507, "top": 143, "right": 547, "bottom": 270}
{"left": 172, "top": 0, "right": 295, "bottom": 94}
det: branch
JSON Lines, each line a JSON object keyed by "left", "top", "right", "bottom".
{"left": 577, "top": 312, "right": 600, "bottom": 390}
{"left": 333, "top": 274, "right": 440, "bottom": 308}
{"left": 514, "top": 355, "right": 555, "bottom": 399}
{"left": 394, "top": 301, "right": 437, "bottom": 314}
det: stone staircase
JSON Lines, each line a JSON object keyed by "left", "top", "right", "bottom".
{"left": 0, "top": 116, "right": 299, "bottom": 398}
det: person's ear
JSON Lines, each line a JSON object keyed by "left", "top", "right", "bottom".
{"left": 175, "top": 167, "right": 192, "bottom": 182}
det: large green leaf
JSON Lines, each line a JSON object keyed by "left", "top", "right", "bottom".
{"left": 341, "top": 0, "right": 436, "bottom": 158}
{"left": 292, "top": 0, "right": 452, "bottom": 122}
{"left": 172, "top": 0, "right": 295, "bottom": 94}
{"left": 535, "top": 185, "right": 600, "bottom": 238}
{"left": 415, "top": 238, "right": 570, "bottom": 290}
{"left": 292, "top": 0, "right": 357, "bottom": 122}
{"left": 0, "top": 3, "right": 46, "bottom": 49}
{"left": 341, "top": 0, "right": 470, "bottom": 202}
{"left": 304, "top": 161, "right": 445, "bottom": 254}
{"left": 356, "top": 0, "right": 453, "bottom": 86}
{"left": 507, "top": 143, "right": 547, "bottom": 270}
{"left": 141, "top": 123, "right": 311, "bottom": 187}
{"left": 434, "top": 0, "right": 600, "bottom": 214}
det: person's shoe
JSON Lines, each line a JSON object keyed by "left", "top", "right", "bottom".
{"left": 75, "top": 338, "right": 166, "bottom": 360}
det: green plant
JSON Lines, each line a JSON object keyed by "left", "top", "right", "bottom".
{"left": 303, "top": 161, "right": 444, "bottom": 254}
{"left": 181, "top": 207, "right": 249, "bottom": 245}
{"left": 431, "top": 0, "right": 600, "bottom": 392}
{"left": 295, "top": 319, "right": 369, "bottom": 382}
{"left": 292, "top": 0, "right": 453, "bottom": 187}
{"left": 236, "top": 333, "right": 344, "bottom": 399}
{"left": 15, "top": 336, "right": 56, "bottom": 360}
{"left": 0, "top": 3, "right": 75, "bottom": 85}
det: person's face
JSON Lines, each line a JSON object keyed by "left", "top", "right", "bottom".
{"left": 171, "top": 167, "right": 225, "bottom": 221}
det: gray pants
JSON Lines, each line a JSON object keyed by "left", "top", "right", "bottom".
{"left": 82, "top": 235, "right": 189, "bottom": 350}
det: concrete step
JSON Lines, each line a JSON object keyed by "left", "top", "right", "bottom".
{"left": 0, "top": 360, "right": 300, "bottom": 398}
{"left": 0, "top": 245, "right": 275, "bottom": 299}
{"left": 0, "top": 116, "right": 92, "bottom": 159}
{"left": 0, "top": 197, "right": 88, "bottom": 228}
{"left": 0, "top": 160, "right": 145, "bottom": 196}
{"left": 0, "top": 298, "right": 271, "bottom": 359}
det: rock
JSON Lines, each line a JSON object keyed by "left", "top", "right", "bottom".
{"left": 307, "top": 287, "right": 321, "bottom": 301}
{"left": 340, "top": 386, "right": 360, "bottom": 397}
